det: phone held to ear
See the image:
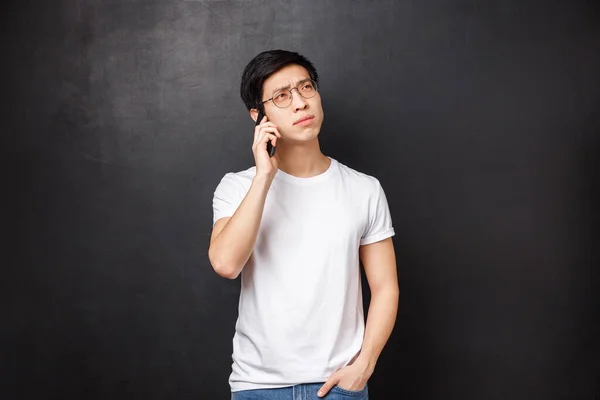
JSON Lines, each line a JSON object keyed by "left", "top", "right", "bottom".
{"left": 256, "top": 110, "right": 276, "bottom": 157}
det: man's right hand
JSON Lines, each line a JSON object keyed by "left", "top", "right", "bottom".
{"left": 209, "top": 115, "right": 281, "bottom": 279}
{"left": 252, "top": 115, "right": 281, "bottom": 179}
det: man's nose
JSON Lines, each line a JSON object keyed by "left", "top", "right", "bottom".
{"left": 291, "top": 89, "right": 308, "bottom": 111}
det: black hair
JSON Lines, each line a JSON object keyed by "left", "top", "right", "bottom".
{"left": 240, "top": 50, "right": 319, "bottom": 111}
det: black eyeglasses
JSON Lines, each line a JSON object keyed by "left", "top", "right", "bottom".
{"left": 261, "top": 79, "right": 319, "bottom": 109}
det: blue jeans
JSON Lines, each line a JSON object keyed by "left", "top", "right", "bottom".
{"left": 231, "top": 382, "right": 369, "bottom": 399}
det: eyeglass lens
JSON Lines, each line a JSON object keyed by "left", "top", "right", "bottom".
{"left": 272, "top": 81, "right": 317, "bottom": 108}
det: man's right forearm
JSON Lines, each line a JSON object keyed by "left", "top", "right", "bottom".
{"left": 209, "top": 175, "right": 273, "bottom": 279}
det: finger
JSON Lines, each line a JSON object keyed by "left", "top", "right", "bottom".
{"left": 254, "top": 115, "right": 266, "bottom": 125}
{"left": 317, "top": 377, "right": 339, "bottom": 398}
{"left": 257, "top": 132, "right": 276, "bottom": 144}
{"left": 261, "top": 134, "right": 277, "bottom": 149}
{"left": 259, "top": 121, "right": 278, "bottom": 129}
{"left": 253, "top": 129, "right": 268, "bottom": 145}
{"left": 255, "top": 122, "right": 282, "bottom": 138}
{"left": 254, "top": 133, "right": 277, "bottom": 151}
{"left": 254, "top": 129, "right": 279, "bottom": 146}
{"left": 268, "top": 126, "right": 282, "bottom": 139}
{"left": 259, "top": 125, "right": 282, "bottom": 139}
{"left": 253, "top": 120, "right": 270, "bottom": 137}
{"left": 253, "top": 124, "right": 265, "bottom": 139}
{"left": 257, "top": 132, "right": 276, "bottom": 147}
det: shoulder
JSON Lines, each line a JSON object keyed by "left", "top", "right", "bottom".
{"left": 215, "top": 166, "right": 256, "bottom": 192}
{"left": 334, "top": 158, "right": 383, "bottom": 192}
{"left": 219, "top": 166, "right": 256, "bottom": 183}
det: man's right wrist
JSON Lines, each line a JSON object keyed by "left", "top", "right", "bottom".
{"left": 252, "top": 173, "right": 274, "bottom": 190}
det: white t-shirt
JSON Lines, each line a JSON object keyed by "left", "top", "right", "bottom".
{"left": 212, "top": 157, "right": 395, "bottom": 392}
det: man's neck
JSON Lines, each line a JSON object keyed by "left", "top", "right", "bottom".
{"left": 275, "top": 139, "right": 331, "bottom": 178}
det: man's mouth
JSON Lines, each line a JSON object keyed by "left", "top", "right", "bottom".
{"left": 294, "top": 115, "right": 315, "bottom": 125}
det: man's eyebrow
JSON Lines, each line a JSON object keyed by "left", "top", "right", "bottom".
{"left": 272, "top": 78, "right": 311, "bottom": 93}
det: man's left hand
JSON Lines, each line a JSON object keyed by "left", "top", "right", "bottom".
{"left": 317, "top": 357, "right": 374, "bottom": 397}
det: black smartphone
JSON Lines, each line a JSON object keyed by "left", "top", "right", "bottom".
{"left": 256, "top": 110, "right": 276, "bottom": 157}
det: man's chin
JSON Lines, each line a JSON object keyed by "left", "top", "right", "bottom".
{"left": 285, "top": 132, "right": 320, "bottom": 143}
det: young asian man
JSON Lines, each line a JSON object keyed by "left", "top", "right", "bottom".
{"left": 209, "top": 50, "right": 399, "bottom": 400}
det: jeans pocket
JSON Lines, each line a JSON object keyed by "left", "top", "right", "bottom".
{"left": 331, "top": 384, "right": 368, "bottom": 398}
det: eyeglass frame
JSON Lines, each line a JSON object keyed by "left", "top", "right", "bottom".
{"left": 259, "top": 79, "right": 319, "bottom": 109}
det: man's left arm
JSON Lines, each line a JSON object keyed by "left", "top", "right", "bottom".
{"left": 318, "top": 237, "right": 399, "bottom": 397}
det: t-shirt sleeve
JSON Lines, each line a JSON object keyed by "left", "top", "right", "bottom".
{"left": 360, "top": 179, "right": 395, "bottom": 245}
{"left": 212, "top": 173, "right": 244, "bottom": 226}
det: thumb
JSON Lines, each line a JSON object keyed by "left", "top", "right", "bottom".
{"left": 317, "top": 376, "right": 339, "bottom": 398}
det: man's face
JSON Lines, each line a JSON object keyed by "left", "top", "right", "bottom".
{"left": 256, "top": 64, "right": 324, "bottom": 142}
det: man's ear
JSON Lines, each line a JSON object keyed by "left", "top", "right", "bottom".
{"left": 250, "top": 108, "right": 259, "bottom": 123}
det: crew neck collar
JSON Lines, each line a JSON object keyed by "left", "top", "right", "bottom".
{"left": 274, "top": 157, "right": 338, "bottom": 185}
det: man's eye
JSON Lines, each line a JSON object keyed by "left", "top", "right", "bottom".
{"left": 276, "top": 92, "right": 288, "bottom": 100}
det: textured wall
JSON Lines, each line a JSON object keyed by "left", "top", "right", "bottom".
{"left": 3, "top": 0, "right": 599, "bottom": 398}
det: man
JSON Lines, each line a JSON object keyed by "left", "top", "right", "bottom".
{"left": 209, "top": 50, "right": 399, "bottom": 399}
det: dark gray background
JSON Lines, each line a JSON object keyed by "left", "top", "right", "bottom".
{"left": 2, "top": 0, "right": 599, "bottom": 399}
